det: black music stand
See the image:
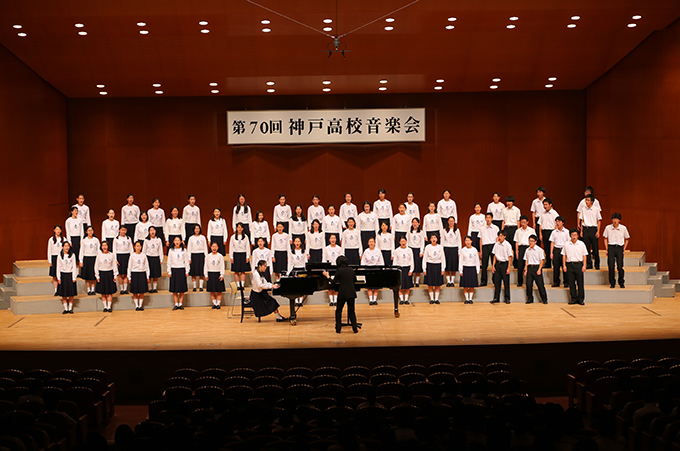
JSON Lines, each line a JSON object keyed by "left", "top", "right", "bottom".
{"left": 338, "top": 302, "right": 362, "bottom": 330}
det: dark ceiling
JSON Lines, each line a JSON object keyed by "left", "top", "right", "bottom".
{"left": 1, "top": 0, "right": 679, "bottom": 98}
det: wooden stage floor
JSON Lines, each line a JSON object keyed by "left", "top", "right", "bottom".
{"left": 1, "top": 295, "right": 679, "bottom": 352}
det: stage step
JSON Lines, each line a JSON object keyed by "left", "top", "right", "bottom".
{"left": 669, "top": 280, "right": 680, "bottom": 292}
{"left": 0, "top": 284, "right": 9, "bottom": 310}
{"left": 598, "top": 250, "right": 645, "bottom": 266}
{"left": 657, "top": 271, "right": 670, "bottom": 284}
{"left": 646, "top": 275, "right": 675, "bottom": 297}
{"left": 643, "top": 262, "right": 657, "bottom": 276}
{"left": 658, "top": 284, "right": 676, "bottom": 298}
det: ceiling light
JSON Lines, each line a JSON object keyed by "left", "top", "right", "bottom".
{"left": 492, "top": 78, "right": 501, "bottom": 82}
{"left": 13, "top": 25, "right": 22, "bottom": 29}
{"left": 379, "top": 87, "right": 387, "bottom": 91}
{"left": 96, "top": 84, "right": 105, "bottom": 88}
{"left": 266, "top": 81, "right": 275, "bottom": 85}
{"left": 448, "top": 17, "right": 457, "bottom": 22}
{"left": 75, "top": 23, "right": 84, "bottom": 28}
{"left": 267, "top": 88, "right": 275, "bottom": 93}
{"left": 434, "top": 86, "right": 443, "bottom": 90}
{"left": 323, "top": 27, "right": 332, "bottom": 32}
{"left": 571, "top": 15, "right": 581, "bottom": 20}
{"left": 200, "top": 29, "right": 210, "bottom": 33}
{"left": 199, "top": 21, "right": 208, "bottom": 25}
{"left": 211, "top": 90, "right": 219, "bottom": 94}
{"left": 548, "top": 77, "right": 557, "bottom": 81}
{"left": 261, "top": 20, "right": 270, "bottom": 24}
{"left": 262, "top": 28, "right": 271, "bottom": 32}
{"left": 384, "top": 26, "right": 394, "bottom": 31}
{"left": 545, "top": 84, "right": 554, "bottom": 88}
{"left": 509, "top": 16, "right": 519, "bottom": 21}
{"left": 322, "top": 80, "right": 331, "bottom": 85}
{"left": 436, "top": 79, "right": 444, "bottom": 83}
{"left": 322, "top": 88, "right": 331, "bottom": 92}
{"left": 323, "top": 18, "right": 333, "bottom": 24}
{"left": 99, "top": 91, "right": 107, "bottom": 95}
{"left": 17, "top": 32, "right": 26, "bottom": 37}
{"left": 385, "top": 18, "right": 395, "bottom": 23}
{"left": 155, "top": 90, "right": 163, "bottom": 94}
{"left": 627, "top": 23, "right": 637, "bottom": 28}
{"left": 137, "top": 22, "right": 146, "bottom": 26}
{"left": 632, "top": 15, "right": 642, "bottom": 20}
{"left": 140, "top": 30, "right": 149, "bottom": 34}
{"left": 152, "top": 84, "right": 161, "bottom": 87}
{"left": 506, "top": 24, "right": 516, "bottom": 29}
{"left": 209, "top": 82, "right": 218, "bottom": 86}
{"left": 446, "top": 25, "right": 455, "bottom": 29}
{"left": 567, "top": 24, "right": 577, "bottom": 28}
{"left": 490, "top": 85, "right": 499, "bottom": 89}
{"left": 379, "top": 79, "right": 388, "bottom": 83}
{"left": 78, "top": 31, "right": 87, "bottom": 35}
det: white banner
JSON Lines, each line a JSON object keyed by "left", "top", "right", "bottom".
{"left": 227, "top": 108, "right": 425, "bottom": 145}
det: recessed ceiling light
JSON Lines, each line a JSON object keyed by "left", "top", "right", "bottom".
{"left": 506, "top": 24, "right": 516, "bottom": 29}
{"left": 96, "top": 84, "right": 105, "bottom": 88}
{"left": 199, "top": 21, "right": 208, "bottom": 26}
{"left": 385, "top": 18, "right": 395, "bottom": 23}
{"left": 152, "top": 84, "right": 161, "bottom": 87}
{"left": 571, "top": 15, "right": 581, "bottom": 20}
{"left": 137, "top": 22, "right": 146, "bottom": 27}
{"left": 78, "top": 31, "right": 87, "bottom": 35}
{"left": 627, "top": 23, "right": 637, "bottom": 28}
{"left": 446, "top": 25, "right": 455, "bottom": 29}
{"left": 140, "top": 30, "right": 149, "bottom": 34}
{"left": 434, "top": 86, "right": 443, "bottom": 90}
{"left": 262, "top": 28, "right": 271, "bottom": 32}
{"left": 17, "top": 32, "right": 26, "bottom": 37}
{"left": 200, "top": 29, "right": 210, "bottom": 33}
{"left": 322, "top": 88, "right": 331, "bottom": 92}
{"left": 267, "top": 88, "right": 275, "bottom": 93}
{"left": 261, "top": 20, "right": 270, "bottom": 25}
{"left": 436, "top": 79, "right": 444, "bottom": 83}
{"left": 323, "top": 18, "right": 333, "bottom": 24}
{"left": 322, "top": 80, "right": 331, "bottom": 85}
{"left": 384, "top": 26, "right": 394, "bottom": 31}
{"left": 379, "top": 79, "right": 388, "bottom": 84}
{"left": 490, "top": 85, "right": 499, "bottom": 89}
{"left": 567, "top": 24, "right": 577, "bottom": 28}
{"left": 323, "top": 27, "right": 332, "bottom": 32}
{"left": 379, "top": 87, "right": 387, "bottom": 91}
{"left": 545, "top": 84, "right": 554, "bottom": 88}
{"left": 492, "top": 78, "right": 501, "bottom": 82}
{"left": 99, "top": 91, "right": 107, "bottom": 95}
{"left": 75, "top": 23, "right": 84, "bottom": 28}
{"left": 548, "top": 77, "right": 557, "bottom": 81}
{"left": 509, "top": 16, "right": 519, "bottom": 21}
{"left": 211, "top": 90, "right": 219, "bottom": 94}
{"left": 13, "top": 25, "right": 22, "bottom": 29}
{"left": 266, "top": 81, "right": 275, "bottom": 85}
{"left": 632, "top": 15, "right": 642, "bottom": 20}
{"left": 209, "top": 82, "right": 218, "bottom": 86}
{"left": 448, "top": 17, "right": 457, "bottom": 22}
{"left": 155, "top": 90, "right": 163, "bottom": 94}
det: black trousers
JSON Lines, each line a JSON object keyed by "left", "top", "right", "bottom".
{"left": 492, "top": 220, "right": 503, "bottom": 230}
{"left": 582, "top": 227, "right": 600, "bottom": 269}
{"left": 566, "top": 262, "right": 585, "bottom": 304}
{"left": 552, "top": 247, "right": 564, "bottom": 286}
{"left": 541, "top": 230, "right": 553, "bottom": 268}
{"left": 335, "top": 297, "right": 357, "bottom": 329}
{"left": 493, "top": 261, "right": 510, "bottom": 301}
{"left": 481, "top": 244, "right": 494, "bottom": 285}
{"left": 504, "top": 226, "right": 518, "bottom": 267}
{"left": 516, "top": 245, "right": 528, "bottom": 285}
{"left": 526, "top": 265, "right": 548, "bottom": 303}
{"left": 608, "top": 245, "right": 625, "bottom": 287}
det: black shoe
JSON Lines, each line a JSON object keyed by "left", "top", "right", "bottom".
{"left": 526, "top": 300, "right": 534, "bottom": 304}
{"left": 517, "top": 284, "right": 522, "bottom": 287}
{"left": 179, "top": 306, "right": 184, "bottom": 310}
{"left": 610, "top": 285, "right": 615, "bottom": 289}
{"left": 211, "top": 305, "right": 216, "bottom": 309}
{"left": 434, "top": 300, "right": 440, "bottom": 304}
{"left": 578, "top": 301, "right": 585, "bottom": 305}
{"left": 139, "top": 307, "right": 144, "bottom": 311}
{"left": 335, "top": 326, "right": 341, "bottom": 334}
{"left": 403, "top": 300, "right": 410, "bottom": 305}
{"left": 399, "top": 300, "right": 404, "bottom": 305}
{"left": 542, "top": 300, "right": 548, "bottom": 304}
{"left": 429, "top": 300, "right": 434, "bottom": 304}
{"left": 192, "top": 288, "right": 197, "bottom": 292}
{"left": 69, "top": 310, "right": 74, "bottom": 314}
{"left": 490, "top": 299, "right": 500, "bottom": 304}
{"left": 173, "top": 306, "right": 179, "bottom": 310}
{"left": 353, "top": 327, "right": 359, "bottom": 333}
{"left": 120, "top": 290, "right": 125, "bottom": 294}
{"left": 54, "top": 292, "right": 59, "bottom": 297}
{"left": 551, "top": 284, "right": 560, "bottom": 287}
{"left": 595, "top": 267, "right": 600, "bottom": 270}
{"left": 199, "top": 288, "right": 203, "bottom": 292}
{"left": 620, "top": 284, "right": 625, "bottom": 289}
{"left": 586, "top": 265, "right": 593, "bottom": 270}
{"left": 415, "top": 283, "right": 420, "bottom": 287}
{"left": 568, "top": 301, "right": 576, "bottom": 305}
{"left": 216, "top": 305, "right": 220, "bottom": 309}
{"left": 62, "top": 310, "right": 68, "bottom": 315}
{"left": 451, "top": 283, "right": 455, "bottom": 288}
{"left": 276, "top": 316, "right": 288, "bottom": 322}
{"left": 480, "top": 283, "right": 487, "bottom": 287}
{"left": 505, "top": 300, "right": 511, "bottom": 304}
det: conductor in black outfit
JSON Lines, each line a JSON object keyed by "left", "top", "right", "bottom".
{"left": 324, "top": 256, "right": 359, "bottom": 334}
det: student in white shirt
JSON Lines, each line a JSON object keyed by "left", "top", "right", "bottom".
{"left": 271, "top": 223, "right": 291, "bottom": 281}
{"left": 549, "top": 216, "right": 570, "bottom": 288}
{"left": 79, "top": 226, "right": 100, "bottom": 295}
{"left": 524, "top": 235, "right": 548, "bottom": 304}
{"left": 307, "top": 219, "right": 325, "bottom": 264}
{"left": 377, "top": 222, "right": 394, "bottom": 266}
{"left": 273, "top": 194, "right": 292, "bottom": 234}
{"left": 486, "top": 192, "right": 504, "bottom": 230}
{"left": 252, "top": 237, "right": 273, "bottom": 283}
{"left": 134, "top": 211, "right": 151, "bottom": 244}
{"left": 95, "top": 241, "right": 118, "bottom": 312}
{"left": 361, "top": 237, "right": 384, "bottom": 305}
{"left": 73, "top": 194, "right": 91, "bottom": 235}
{"left": 562, "top": 228, "right": 589, "bottom": 305}
{"left": 148, "top": 198, "right": 166, "bottom": 246}
{"left": 479, "top": 213, "right": 500, "bottom": 286}
{"left": 339, "top": 193, "right": 357, "bottom": 229}
{"left": 437, "top": 189, "right": 458, "bottom": 229}
{"left": 408, "top": 218, "right": 426, "bottom": 287}
{"left": 358, "top": 201, "right": 380, "bottom": 252}
{"left": 490, "top": 230, "right": 513, "bottom": 304}
{"left": 113, "top": 226, "right": 132, "bottom": 294}
{"left": 164, "top": 206, "right": 185, "bottom": 254}
{"left": 290, "top": 205, "right": 307, "bottom": 250}
{"left": 288, "top": 237, "right": 309, "bottom": 306}
{"left": 501, "top": 196, "right": 521, "bottom": 268}
{"left": 121, "top": 194, "right": 141, "bottom": 242}
{"left": 341, "top": 218, "right": 362, "bottom": 265}
{"left": 513, "top": 215, "right": 536, "bottom": 288}
{"left": 536, "top": 198, "right": 559, "bottom": 268}
{"left": 128, "top": 241, "right": 150, "bottom": 311}
{"left": 603, "top": 212, "right": 630, "bottom": 289}
{"left": 207, "top": 208, "right": 228, "bottom": 256}
{"left": 251, "top": 211, "right": 270, "bottom": 251}
{"left": 530, "top": 187, "right": 546, "bottom": 232}
{"left": 183, "top": 195, "right": 201, "bottom": 246}
{"left": 423, "top": 235, "right": 446, "bottom": 304}
{"left": 579, "top": 194, "right": 602, "bottom": 270}
{"left": 393, "top": 236, "right": 415, "bottom": 304}
{"left": 230, "top": 223, "right": 251, "bottom": 289}
{"left": 56, "top": 242, "right": 78, "bottom": 313}
{"left": 459, "top": 236, "right": 481, "bottom": 304}
{"left": 307, "top": 195, "right": 325, "bottom": 230}
{"left": 392, "top": 203, "right": 411, "bottom": 245}
{"left": 101, "top": 209, "right": 120, "bottom": 252}
{"left": 65, "top": 206, "right": 83, "bottom": 263}
{"left": 233, "top": 194, "right": 252, "bottom": 238}
{"left": 142, "top": 226, "right": 163, "bottom": 293}
{"left": 323, "top": 205, "right": 342, "bottom": 246}
{"left": 442, "top": 217, "right": 461, "bottom": 287}
{"left": 250, "top": 260, "right": 287, "bottom": 321}
{"left": 205, "top": 242, "right": 226, "bottom": 309}
{"left": 187, "top": 225, "right": 208, "bottom": 292}
{"left": 423, "top": 202, "right": 443, "bottom": 242}
{"left": 467, "top": 203, "right": 486, "bottom": 251}
{"left": 576, "top": 186, "right": 602, "bottom": 226}
{"left": 373, "top": 189, "right": 393, "bottom": 230}
{"left": 405, "top": 192, "right": 420, "bottom": 222}
{"left": 48, "top": 226, "right": 67, "bottom": 295}
{"left": 323, "top": 234, "right": 344, "bottom": 307}
{"left": 168, "top": 237, "right": 190, "bottom": 309}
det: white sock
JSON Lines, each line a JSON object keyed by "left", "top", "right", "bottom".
{"left": 63, "top": 303, "right": 68, "bottom": 311}
{"left": 122, "top": 283, "right": 127, "bottom": 291}
{"left": 68, "top": 302, "right": 73, "bottom": 310}
{"left": 399, "top": 294, "right": 404, "bottom": 301}
{"left": 415, "top": 275, "right": 420, "bottom": 283}
{"left": 469, "top": 291, "right": 474, "bottom": 300}
{"left": 405, "top": 294, "right": 409, "bottom": 301}
{"left": 333, "top": 295, "right": 337, "bottom": 303}
{"left": 102, "top": 300, "right": 106, "bottom": 309}
{"left": 429, "top": 292, "right": 434, "bottom": 301}
{"left": 199, "top": 279, "right": 204, "bottom": 289}
{"left": 276, "top": 312, "right": 283, "bottom": 319}
{"left": 435, "top": 292, "right": 439, "bottom": 301}
{"left": 192, "top": 281, "right": 197, "bottom": 289}
{"left": 446, "top": 276, "right": 451, "bottom": 284}
{"left": 153, "top": 282, "right": 157, "bottom": 290}
{"left": 138, "top": 299, "right": 143, "bottom": 308}
{"left": 175, "top": 302, "right": 179, "bottom": 306}
{"left": 107, "top": 301, "right": 112, "bottom": 309}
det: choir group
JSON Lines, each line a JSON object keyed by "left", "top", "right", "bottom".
{"left": 47, "top": 187, "right": 630, "bottom": 316}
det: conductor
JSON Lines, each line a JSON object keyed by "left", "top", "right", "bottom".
{"left": 324, "top": 255, "right": 359, "bottom": 334}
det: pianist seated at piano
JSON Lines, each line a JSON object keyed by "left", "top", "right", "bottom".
{"left": 323, "top": 234, "right": 345, "bottom": 307}
{"left": 250, "top": 260, "right": 288, "bottom": 322}
{"left": 323, "top": 255, "right": 359, "bottom": 334}
{"left": 360, "top": 237, "right": 385, "bottom": 305}
{"left": 287, "top": 237, "right": 308, "bottom": 307}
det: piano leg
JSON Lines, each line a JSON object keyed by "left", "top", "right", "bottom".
{"left": 392, "top": 288, "right": 400, "bottom": 318}
{"left": 288, "top": 298, "right": 297, "bottom": 326}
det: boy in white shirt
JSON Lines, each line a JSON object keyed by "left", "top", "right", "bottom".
{"left": 603, "top": 212, "right": 630, "bottom": 289}
{"left": 578, "top": 194, "right": 602, "bottom": 270}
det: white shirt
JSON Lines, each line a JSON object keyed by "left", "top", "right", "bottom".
{"left": 549, "top": 228, "right": 570, "bottom": 249}
{"left": 339, "top": 203, "right": 358, "bottom": 226}
{"left": 95, "top": 252, "right": 118, "bottom": 279}
{"left": 79, "top": 237, "right": 100, "bottom": 260}
{"left": 422, "top": 244, "right": 446, "bottom": 271}
{"left": 142, "top": 237, "right": 164, "bottom": 258}
{"left": 487, "top": 202, "right": 504, "bottom": 221}
{"left": 187, "top": 235, "right": 208, "bottom": 256}
{"left": 323, "top": 245, "right": 344, "bottom": 265}
{"left": 72, "top": 203, "right": 91, "bottom": 226}
{"left": 113, "top": 236, "right": 132, "bottom": 256}
{"left": 164, "top": 218, "right": 186, "bottom": 240}
{"left": 577, "top": 198, "right": 602, "bottom": 214}
{"left": 148, "top": 208, "right": 166, "bottom": 231}
{"left": 251, "top": 270, "right": 273, "bottom": 293}
{"left": 57, "top": 253, "right": 77, "bottom": 281}
{"left": 392, "top": 213, "right": 412, "bottom": 233}
{"left": 232, "top": 205, "right": 252, "bottom": 231}
{"left": 530, "top": 197, "right": 546, "bottom": 215}
{"left": 306, "top": 231, "right": 325, "bottom": 250}
{"left": 377, "top": 233, "right": 394, "bottom": 251}
{"left": 101, "top": 219, "right": 120, "bottom": 239}
{"left": 441, "top": 228, "right": 462, "bottom": 249}
{"left": 183, "top": 205, "right": 201, "bottom": 225}
{"left": 207, "top": 218, "right": 228, "bottom": 238}
{"left": 407, "top": 230, "right": 425, "bottom": 252}
{"left": 307, "top": 205, "right": 325, "bottom": 229}
{"left": 204, "top": 253, "right": 226, "bottom": 278}
{"left": 289, "top": 217, "right": 307, "bottom": 236}
{"left": 502, "top": 206, "right": 521, "bottom": 227}
{"left": 392, "top": 247, "right": 414, "bottom": 272}
{"left": 514, "top": 226, "right": 537, "bottom": 247}
{"left": 134, "top": 222, "right": 151, "bottom": 242}
{"left": 273, "top": 204, "right": 292, "bottom": 224}
{"left": 437, "top": 199, "right": 458, "bottom": 221}
{"left": 229, "top": 234, "right": 251, "bottom": 258}
{"left": 288, "top": 248, "right": 309, "bottom": 270}
{"left": 480, "top": 223, "right": 500, "bottom": 246}
{"left": 580, "top": 206, "right": 602, "bottom": 227}
{"left": 373, "top": 199, "right": 393, "bottom": 219}
{"left": 121, "top": 204, "right": 140, "bottom": 225}
{"left": 459, "top": 247, "right": 480, "bottom": 273}
{"left": 537, "top": 208, "right": 559, "bottom": 230}
{"left": 405, "top": 202, "right": 420, "bottom": 220}
{"left": 492, "top": 241, "right": 513, "bottom": 262}
{"left": 361, "top": 248, "right": 384, "bottom": 266}
{"left": 468, "top": 214, "right": 486, "bottom": 235}
{"left": 564, "top": 240, "right": 589, "bottom": 263}
{"left": 65, "top": 217, "right": 83, "bottom": 241}
{"left": 48, "top": 237, "right": 66, "bottom": 260}
{"left": 524, "top": 246, "right": 546, "bottom": 265}
{"left": 251, "top": 221, "right": 270, "bottom": 245}
{"left": 357, "top": 212, "right": 380, "bottom": 233}
{"left": 341, "top": 229, "right": 362, "bottom": 252}
{"left": 251, "top": 247, "right": 272, "bottom": 274}
{"left": 271, "top": 232, "right": 291, "bottom": 252}
{"left": 322, "top": 215, "right": 342, "bottom": 234}
{"left": 167, "top": 248, "right": 190, "bottom": 272}
{"left": 423, "top": 213, "right": 443, "bottom": 233}
{"left": 127, "top": 252, "right": 150, "bottom": 279}
{"left": 603, "top": 224, "right": 630, "bottom": 246}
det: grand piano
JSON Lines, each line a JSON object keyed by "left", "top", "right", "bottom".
{"left": 273, "top": 263, "right": 402, "bottom": 325}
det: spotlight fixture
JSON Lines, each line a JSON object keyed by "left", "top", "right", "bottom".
{"left": 322, "top": 80, "right": 331, "bottom": 85}
{"left": 99, "top": 91, "right": 107, "bottom": 95}
{"left": 323, "top": 18, "right": 333, "bottom": 24}
{"left": 446, "top": 25, "right": 455, "bottom": 29}
{"left": 545, "top": 84, "right": 554, "bottom": 88}
{"left": 262, "top": 28, "right": 271, "bottom": 32}
{"left": 490, "top": 85, "right": 499, "bottom": 89}
{"left": 211, "top": 90, "right": 219, "bottom": 93}
{"left": 384, "top": 26, "right": 394, "bottom": 31}
{"left": 209, "top": 83, "right": 218, "bottom": 86}
{"left": 267, "top": 88, "right": 275, "bottom": 93}
{"left": 436, "top": 79, "right": 444, "bottom": 83}
{"left": 571, "top": 15, "right": 581, "bottom": 20}
{"left": 567, "top": 24, "right": 577, "bottom": 28}
{"left": 507, "top": 24, "right": 516, "bottom": 29}
{"left": 385, "top": 18, "right": 395, "bottom": 23}
{"left": 78, "top": 31, "right": 87, "bottom": 35}
{"left": 75, "top": 23, "right": 84, "bottom": 28}
{"left": 548, "top": 77, "right": 557, "bottom": 81}
{"left": 323, "top": 27, "right": 332, "bottom": 32}
{"left": 261, "top": 20, "right": 270, "bottom": 24}
{"left": 96, "top": 84, "right": 105, "bottom": 88}
{"left": 492, "top": 78, "right": 501, "bottom": 82}
{"left": 17, "top": 32, "right": 26, "bottom": 37}
{"left": 199, "top": 21, "right": 208, "bottom": 25}
{"left": 140, "top": 30, "right": 149, "bottom": 34}
{"left": 509, "top": 16, "right": 519, "bottom": 21}
{"left": 632, "top": 15, "right": 642, "bottom": 20}
{"left": 434, "top": 86, "right": 442, "bottom": 90}
{"left": 200, "top": 29, "right": 210, "bottom": 33}
{"left": 152, "top": 84, "right": 161, "bottom": 87}
{"left": 137, "top": 22, "right": 146, "bottom": 26}
{"left": 266, "top": 81, "right": 275, "bottom": 85}
{"left": 448, "top": 17, "right": 457, "bottom": 22}
{"left": 155, "top": 90, "right": 163, "bottom": 94}
{"left": 379, "top": 80, "right": 388, "bottom": 84}
{"left": 627, "top": 23, "right": 637, "bottom": 28}
{"left": 379, "top": 87, "right": 387, "bottom": 91}
{"left": 13, "top": 25, "right": 22, "bottom": 29}
{"left": 322, "top": 88, "right": 331, "bottom": 92}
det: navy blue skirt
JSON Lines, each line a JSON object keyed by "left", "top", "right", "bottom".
{"left": 410, "top": 247, "right": 423, "bottom": 273}
{"left": 250, "top": 290, "right": 279, "bottom": 318}
{"left": 381, "top": 250, "right": 392, "bottom": 266}
{"left": 444, "top": 247, "right": 459, "bottom": 273}
{"left": 57, "top": 273, "right": 77, "bottom": 297}
{"left": 81, "top": 256, "right": 97, "bottom": 281}
{"left": 169, "top": 267, "right": 188, "bottom": 293}
{"left": 360, "top": 231, "right": 376, "bottom": 252}
{"left": 309, "top": 248, "right": 323, "bottom": 264}
{"left": 232, "top": 252, "right": 248, "bottom": 273}
{"left": 117, "top": 253, "right": 130, "bottom": 276}
{"left": 461, "top": 266, "right": 479, "bottom": 288}
{"left": 148, "top": 256, "right": 162, "bottom": 278}
{"left": 189, "top": 253, "right": 205, "bottom": 277}
{"left": 71, "top": 237, "right": 81, "bottom": 263}
{"left": 400, "top": 266, "right": 414, "bottom": 290}
{"left": 345, "top": 248, "right": 360, "bottom": 266}
{"left": 96, "top": 270, "right": 117, "bottom": 295}
{"left": 273, "top": 250, "right": 288, "bottom": 273}
{"left": 425, "top": 263, "right": 443, "bottom": 287}
{"left": 49, "top": 255, "right": 58, "bottom": 278}
{"left": 130, "top": 272, "right": 148, "bottom": 294}
{"left": 207, "top": 272, "right": 225, "bottom": 293}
